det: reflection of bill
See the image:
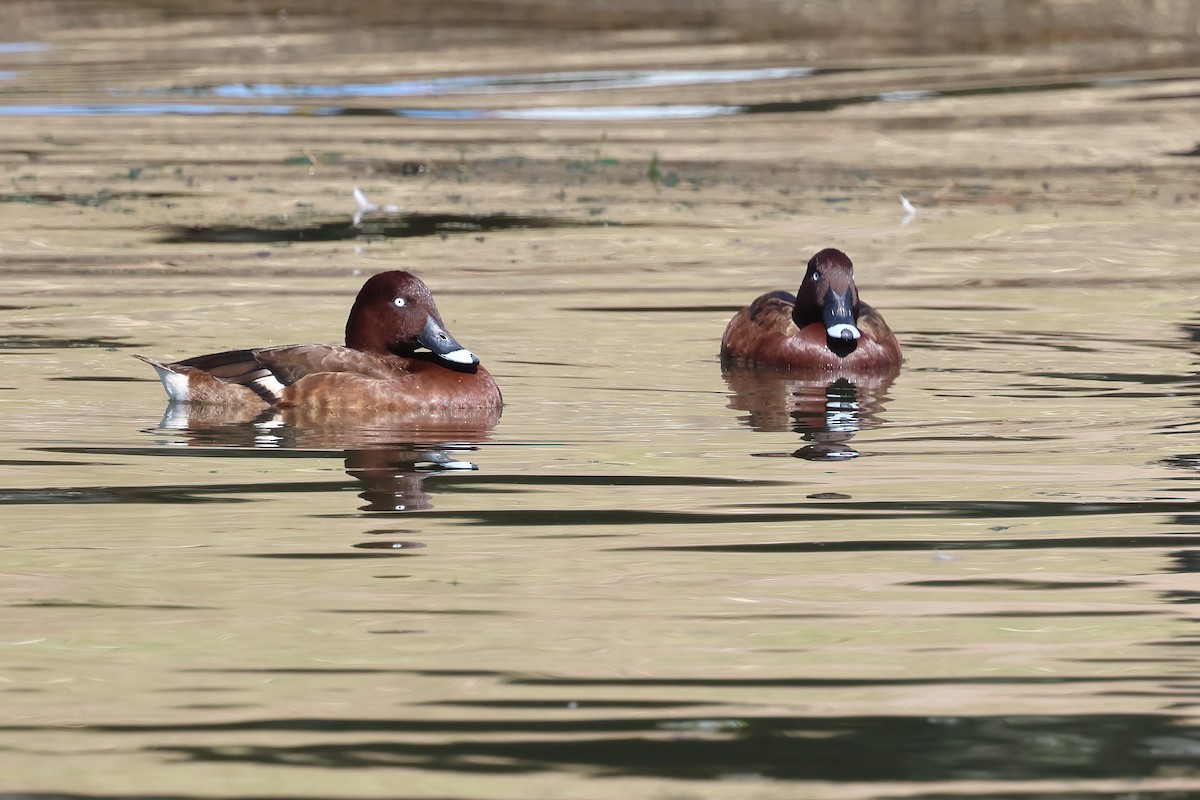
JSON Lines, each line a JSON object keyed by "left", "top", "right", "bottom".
{"left": 346, "top": 446, "right": 477, "bottom": 513}
{"left": 721, "top": 368, "right": 895, "bottom": 461}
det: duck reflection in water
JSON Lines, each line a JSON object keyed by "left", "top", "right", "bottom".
{"left": 720, "top": 371, "right": 892, "bottom": 460}
{"left": 345, "top": 444, "right": 478, "bottom": 513}
{"left": 721, "top": 370, "right": 895, "bottom": 461}
{"left": 153, "top": 403, "right": 500, "bottom": 512}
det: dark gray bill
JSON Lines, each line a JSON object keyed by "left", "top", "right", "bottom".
{"left": 418, "top": 316, "right": 480, "bottom": 366}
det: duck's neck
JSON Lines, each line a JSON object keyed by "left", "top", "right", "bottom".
{"left": 792, "top": 299, "right": 822, "bottom": 329}
{"left": 345, "top": 314, "right": 392, "bottom": 355}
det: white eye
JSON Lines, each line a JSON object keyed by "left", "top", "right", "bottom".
{"left": 811, "top": 270, "right": 821, "bottom": 282}
{"left": 393, "top": 297, "right": 407, "bottom": 308}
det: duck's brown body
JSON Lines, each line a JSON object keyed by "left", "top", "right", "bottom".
{"left": 139, "top": 271, "right": 502, "bottom": 412}
{"left": 720, "top": 249, "right": 901, "bottom": 374}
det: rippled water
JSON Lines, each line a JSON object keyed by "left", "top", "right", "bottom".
{"left": 2, "top": 2, "right": 1200, "bottom": 798}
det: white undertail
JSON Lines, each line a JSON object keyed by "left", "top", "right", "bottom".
{"left": 149, "top": 361, "right": 191, "bottom": 403}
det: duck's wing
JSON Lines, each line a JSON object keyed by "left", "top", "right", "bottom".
{"left": 168, "top": 349, "right": 282, "bottom": 404}
{"left": 175, "top": 349, "right": 273, "bottom": 380}
{"left": 252, "top": 345, "right": 406, "bottom": 384}
{"left": 137, "top": 345, "right": 417, "bottom": 407}
{"left": 746, "top": 291, "right": 798, "bottom": 333}
{"left": 855, "top": 301, "right": 903, "bottom": 368}
{"left": 135, "top": 350, "right": 281, "bottom": 406}
{"left": 720, "top": 291, "right": 797, "bottom": 361}
{"left": 166, "top": 345, "right": 403, "bottom": 406}
{"left": 855, "top": 302, "right": 897, "bottom": 342}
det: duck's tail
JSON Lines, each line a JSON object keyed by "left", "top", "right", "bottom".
{"left": 134, "top": 354, "right": 192, "bottom": 403}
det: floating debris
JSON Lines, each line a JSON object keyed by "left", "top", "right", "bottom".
{"left": 352, "top": 185, "right": 401, "bottom": 227}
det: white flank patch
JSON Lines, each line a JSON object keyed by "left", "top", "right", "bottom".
{"left": 440, "top": 347, "right": 478, "bottom": 365}
{"left": 150, "top": 363, "right": 191, "bottom": 403}
{"left": 251, "top": 373, "right": 287, "bottom": 403}
{"left": 826, "top": 323, "right": 861, "bottom": 340}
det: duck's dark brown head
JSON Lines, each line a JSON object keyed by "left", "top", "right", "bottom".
{"left": 345, "top": 271, "right": 480, "bottom": 369}
{"left": 793, "top": 248, "right": 862, "bottom": 345}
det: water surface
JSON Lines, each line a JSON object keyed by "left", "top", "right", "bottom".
{"left": 2, "top": 2, "right": 1200, "bottom": 798}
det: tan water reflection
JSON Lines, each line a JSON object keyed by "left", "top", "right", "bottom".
{"left": 3, "top": 1, "right": 1200, "bottom": 798}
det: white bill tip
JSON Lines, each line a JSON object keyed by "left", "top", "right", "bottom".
{"left": 826, "top": 323, "right": 861, "bottom": 340}
{"left": 439, "top": 348, "right": 479, "bottom": 365}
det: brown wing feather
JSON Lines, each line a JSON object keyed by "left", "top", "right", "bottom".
{"left": 855, "top": 302, "right": 893, "bottom": 341}
{"left": 172, "top": 349, "right": 280, "bottom": 403}
{"left": 253, "top": 345, "right": 409, "bottom": 384}
{"left": 720, "top": 291, "right": 797, "bottom": 363}
{"left": 855, "top": 302, "right": 902, "bottom": 365}
{"left": 747, "top": 291, "right": 797, "bottom": 333}
{"left": 176, "top": 349, "right": 272, "bottom": 381}
{"left": 171, "top": 345, "right": 406, "bottom": 405}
